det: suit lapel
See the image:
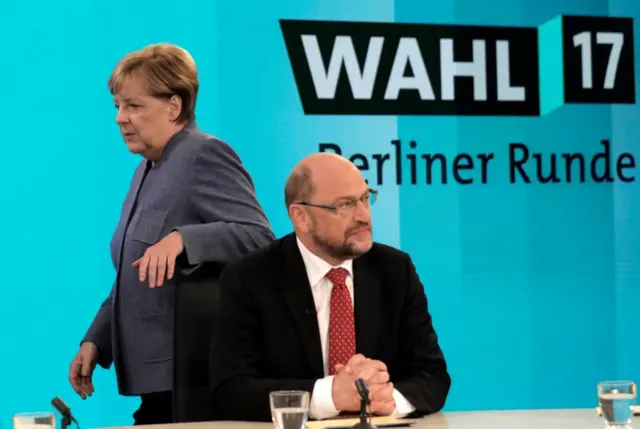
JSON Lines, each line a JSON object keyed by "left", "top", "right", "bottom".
{"left": 278, "top": 235, "right": 325, "bottom": 377}
{"left": 353, "top": 252, "right": 382, "bottom": 358}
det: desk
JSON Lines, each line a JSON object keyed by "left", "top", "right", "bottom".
{"left": 98, "top": 409, "right": 605, "bottom": 429}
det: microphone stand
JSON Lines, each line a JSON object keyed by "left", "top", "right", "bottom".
{"left": 352, "top": 390, "right": 376, "bottom": 429}
{"left": 61, "top": 415, "right": 72, "bottom": 429}
{"left": 51, "top": 397, "right": 80, "bottom": 429}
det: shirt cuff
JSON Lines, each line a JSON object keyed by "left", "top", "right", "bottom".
{"left": 392, "top": 388, "right": 416, "bottom": 418}
{"left": 309, "top": 376, "right": 340, "bottom": 420}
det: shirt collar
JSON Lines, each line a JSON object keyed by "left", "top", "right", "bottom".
{"left": 296, "top": 236, "right": 353, "bottom": 288}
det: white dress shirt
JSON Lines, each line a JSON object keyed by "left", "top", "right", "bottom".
{"left": 296, "top": 238, "right": 416, "bottom": 420}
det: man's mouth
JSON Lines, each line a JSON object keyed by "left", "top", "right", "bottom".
{"left": 350, "top": 227, "right": 371, "bottom": 236}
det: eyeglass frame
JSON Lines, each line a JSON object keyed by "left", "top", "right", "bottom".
{"left": 294, "top": 188, "right": 378, "bottom": 215}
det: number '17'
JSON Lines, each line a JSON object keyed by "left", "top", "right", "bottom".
{"left": 573, "top": 31, "right": 624, "bottom": 89}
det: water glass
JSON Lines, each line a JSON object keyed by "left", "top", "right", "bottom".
{"left": 13, "top": 413, "right": 56, "bottom": 429}
{"left": 598, "top": 380, "right": 637, "bottom": 428}
{"left": 269, "top": 390, "right": 310, "bottom": 429}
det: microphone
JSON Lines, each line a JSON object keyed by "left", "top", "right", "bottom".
{"left": 355, "top": 379, "right": 369, "bottom": 404}
{"left": 352, "top": 378, "right": 376, "bottom": 429}
{"left": 51, "top": 397, "right": 80, "bottom": 429}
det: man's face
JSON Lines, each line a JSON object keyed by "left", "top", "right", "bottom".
{"left": 304, "top": 175, "right": 374, "bottom": 261}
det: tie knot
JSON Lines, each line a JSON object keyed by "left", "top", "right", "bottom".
{"left": 326, "top": 267, "right": 349, "bottom": 286}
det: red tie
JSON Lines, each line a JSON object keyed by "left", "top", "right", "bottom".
{"left": 326, "top": 267, "right": 356, "bottom": 375}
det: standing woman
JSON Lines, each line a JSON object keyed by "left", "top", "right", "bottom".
{"left": 68, "top": 43, "right": 275, "bottom": 425}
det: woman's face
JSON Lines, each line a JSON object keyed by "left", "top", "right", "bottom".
{"left": 113, "top": 78, "right": 180, "bottom": 160}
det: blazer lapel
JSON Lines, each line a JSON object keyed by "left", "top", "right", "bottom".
{"left": 122, "top": 160, "right": 152, "bottom": 226}
{"left": 353, "top": 253, "right": 382, "bottom": 358}
{"left": 278, "top": 235, "right": 325, "bottom": 377}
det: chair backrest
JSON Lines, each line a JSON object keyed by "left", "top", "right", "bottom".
{"left": 172, "top": 263, "right": 223, "bottom": 422}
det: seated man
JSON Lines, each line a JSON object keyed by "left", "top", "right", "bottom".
{"left": 209, "top": 153, "right": 451, "bottom": 421}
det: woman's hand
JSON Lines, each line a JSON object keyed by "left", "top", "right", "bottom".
{"left": 132, "top": 231, "right": 185, "bottom": 288}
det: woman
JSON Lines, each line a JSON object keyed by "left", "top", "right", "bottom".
{"left": 68, "top": 43, "right": 275, "bottom": 425}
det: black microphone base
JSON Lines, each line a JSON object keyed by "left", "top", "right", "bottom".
{"left": 351, "top": 422, "right": 377, "bottom": 429}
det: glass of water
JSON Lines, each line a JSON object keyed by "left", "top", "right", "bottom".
{"left": 598, "top": 380, "right": 637, "bottom": 428}
{"left": 270, "top": 390, "right": 310, "bottom": 429}
{"left": 13, "top": 412, "right": 56, "bottom": 429}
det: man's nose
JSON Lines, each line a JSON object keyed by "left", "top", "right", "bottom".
{"left": 353, "top": 200, "right": 371, "bottom": 222}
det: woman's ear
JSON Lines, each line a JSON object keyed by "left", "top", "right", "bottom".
{"left": 167, "top": 95, "right": 183, "bottom": 122}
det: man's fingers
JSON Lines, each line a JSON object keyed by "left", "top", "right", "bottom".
{"left": 356, "top": 364, "right": 388, "bottom": 385}
{"left": 370, "top": 383, "right": 395, "bottom": 415}
{"left": 350, "top": 358, "right": 387, "bottom": 376}
{"left": 368, "top": 381, "right": 391, "bottom": 398}
{"left": 368, "top": 370, "right": 389, "bottom": 384}
{"left": 370, "top": 399, "right": 395, "bottom": 416}
{"left": 357, "top": 366, "right": 378, "bottom": 383}
{"left": 370, "top": 382, "right": 394, "bottom": 401}
{"left": 366, "top": 359, "right": 387, "bottom": 372}
{"left": 346, "top": 354, "right": 366, "bottom": 367}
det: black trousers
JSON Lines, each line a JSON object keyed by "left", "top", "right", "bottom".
{"left": 133, "top": 391, "right": 173, "bottom": 425}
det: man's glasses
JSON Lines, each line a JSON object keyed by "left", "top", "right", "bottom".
{"left": 296, "top": 189, "right": 378, "bottom": 216}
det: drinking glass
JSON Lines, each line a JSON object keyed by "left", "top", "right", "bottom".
{"left": 13, "top": 412, "right": 56, "bottom": 429}
{"left": 269, "top": 390, "right": 310, "bottom": 429}
{"left": 598, "top": 380, "right": 637, "bottom": 428}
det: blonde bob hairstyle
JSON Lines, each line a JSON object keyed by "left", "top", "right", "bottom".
{"left": 108, "top": 43, "right": 198, "bottom": 123}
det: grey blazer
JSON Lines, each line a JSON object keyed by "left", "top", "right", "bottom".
{"left": 82, "top": 122, "right": 275, "bottom": 396}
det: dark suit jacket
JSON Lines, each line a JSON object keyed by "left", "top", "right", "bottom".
{"left": 82, "top": 122, "right": 275, "bottom": 395}
{"left": 209, "top": 233, "right": 451, "bottom": 421}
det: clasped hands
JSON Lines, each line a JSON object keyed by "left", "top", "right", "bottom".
{"left": 331, "top": 354, "right": 396, "bottom": 416}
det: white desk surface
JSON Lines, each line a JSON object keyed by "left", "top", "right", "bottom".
{"left": 98, "top": 408, "right": 609, "bottom": 429}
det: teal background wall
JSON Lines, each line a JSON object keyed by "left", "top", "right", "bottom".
{"left": 0, "top": 0, "right": 638, "bottom": 428}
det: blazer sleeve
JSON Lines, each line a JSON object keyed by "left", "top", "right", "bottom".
{"left": 209, "top": 263, "right": 317, "bottom": 421}
{"left": 81, "top": 283, "right": 115, "bottom": 369}
{"left": 174, "top": 139, "right": 275, "bottom": 266}
{"left": 393, "top": 256, "right": 451, "bottom": 416}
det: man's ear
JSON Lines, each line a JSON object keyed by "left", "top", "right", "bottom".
{"left": 289, "top": 205, "right": 310, "bottom": 234}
